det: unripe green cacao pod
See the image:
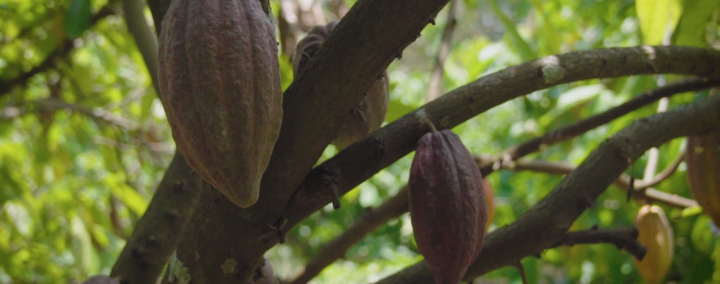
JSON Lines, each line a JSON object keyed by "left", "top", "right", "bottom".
{"left": 482, "top": 178, "right": 495, "bottom": 231}
{"left": 409, "top": 129, "right": 488, "bottom": 284}
{"left": 158, "top": 0, "right": 283, "bottom": 207}
{"left": 292, "top": 21, "right": 389, "bottom": 150}
{"left": 686, "top": 132, "right": 720, "bottom": 225}
{"left": 633, "top": 205, "right": 674, "bottom": 284}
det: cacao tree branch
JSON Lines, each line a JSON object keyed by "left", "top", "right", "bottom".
{"left": 374, "top": 93, "right": 720, "bottom": 284}
{"left": 110, "top": 153, "right": 201, "bottom": 284}
{"left": 171, "top": 0, "right": 452, "bottom": 282}
{"left": 122, "top": 0, "right": 160, "bottom": 95}
{"left": 0, "top": 2, "right": 118, "bottom": 97}
{"left": 633, "top": 152, "right": 684, "bottom": 191}
{"left": 504, "top": 159, "right": 697, "bottom": 209}
{"left": 287, "top": 186, "right": 409, "bottom": 284}
{"left": 282, "top": 47, "right": 720, "bottom": 231}
{"left": 154, "top": 46, "right": 718, "bottom": 282}
{"left": 0, "top": 98, "right": 137, "bottom": 130}
{"left": 425, "top": 0, "right": 458, "bottom": 102}
{"left": 285, "top": 77, "right": 713, "bottom": 282}
{"left": 110, "top": 4, "right": 202, "bottom": 282}
{"left": 292, "top": 154, "right": 691, "bottom": 284}
{"left": 478, "top": 77, "right": 720, "bottom": 175}
{"left": 552, "top": 226, "right": 647, "bottom": 261}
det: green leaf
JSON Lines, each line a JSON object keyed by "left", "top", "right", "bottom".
{"left": 63, "top": 0, "right": 92, "bottom": 39}
{"left": 528, "top": 0, "right": 561, "bottom": 55}
{"left": 108, "top": 182, "right": 148, "bottom": 216}
{"left": 386, "top": 100, "right": 417, "bottom": 123}
{"left": 636, "top": 0, "right": 683, "bottom": 45}
{"left": 487, "top": 0, "right": 536, "bottom": 61}
{"left": 672, "top": 0, "right": 719, "bottom": 47}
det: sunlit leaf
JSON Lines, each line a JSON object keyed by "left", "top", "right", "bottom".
{"left": 636, "top": 0, "right": 683, "bottom": 45}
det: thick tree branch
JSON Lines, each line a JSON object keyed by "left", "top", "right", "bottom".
{"left": 110, "top": 153, "right": 201, "bottom": 284}
{"left": 374, "top": 94, "right": 720, "bottom": 284}
{"left": 172, "top": 0, "right": 451, "bottom": 282}
{"left": 0, "top": 2, "right": 118, "bottom": 97}
{"left": 552, "top": 226, "right": 647, "bottom": 261}
{"left": 135, "top": 45, "right": 719, "bottom": 283}
{"left": 283, "top": 47, "right": 720, "bottom": 232}
{"left": 291, "top": 153, "right": 689, "bottom": 284}
{"left": 478, "top": 77, "right": 720, "bottom": 175}
{"left": 285, "top": 77, "right": 712, "bottom": 283}
{"left": 122, "top": 0, "right": 160, "bottom": 94}
{"left": 288, "top": 186, "right": 409, "bottom": 284}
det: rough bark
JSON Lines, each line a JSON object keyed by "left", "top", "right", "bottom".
{"left": 110, "top": 152, "right": 201, "bottom": 284}
{"left": 169, "top": 0, "right": 451, "bottom": 282}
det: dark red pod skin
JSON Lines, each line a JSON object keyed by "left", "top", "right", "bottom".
{"left": 409, "top": 129, "right": 488, "bottom": 284}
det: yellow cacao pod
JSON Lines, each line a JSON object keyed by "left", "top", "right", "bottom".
{"left": 633, "top": 205, "right": 674, "bottom": 284}
{"left": 686, "top": 132, "right": 720, "bottom": 225}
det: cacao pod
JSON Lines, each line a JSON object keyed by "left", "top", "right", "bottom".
{"left": 482, "top": 178, "right": 495, "bottom": 231}
{"left": 158, "top": 0, "right": 283, "bottom": 207}
{"left": 409, "top": 129, "right": 488, "bottom": 284}
{"left": 291, "top": 21, "right": 389, "bottom": 150}
{"left": 685, "top": 132, "right": 720, "bottom": 226}
{"left": 633, "top": 205, "right": 674, "bottom": 284}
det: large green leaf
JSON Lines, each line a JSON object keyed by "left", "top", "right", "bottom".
{"left": 672, "top": 0, "right": 720, "bottom": 47}
{"left": 636, "top": 0, "right": 683, "bottom": 45}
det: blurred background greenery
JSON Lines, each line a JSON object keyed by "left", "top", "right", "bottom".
{"left": 0, "top": 0, "right": 719, "bottom": 283}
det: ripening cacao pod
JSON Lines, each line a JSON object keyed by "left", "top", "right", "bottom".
{"left": 158, "top": 0, "right": 283, "bottom": 207}
{"left": 409, "top": 129, "right": 488, "bottom": 284}
{"left": 686, "top": 132, "right": 720, "bottom": 225}
{"left": 292, "top": 21, "right": 389, "bottom": 150}
{"left": 633, "top": 205, "right": 674, "bottom": 284}
{"left": 482, "top": 178, "right": 495, "bottom": 231}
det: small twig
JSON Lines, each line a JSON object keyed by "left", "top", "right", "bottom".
{"left": 321, "top": 174, "right": 341, "bottom": 210}
{"left": 552, "top": 226, "right": 647, "bottom": 261}
{"left": 491, "top": 159, "right": 698, "bottom": 209}
{"left": 627, "top": 163, "right": 635, "bottom": 202}
{"left": 479, "top": 78, "right": 720, "bottom": 176}
{"left": 423, "top": 118, "right": 438, "bottom": 132}
{"left": 635, "top": 152, "right": 684, "bottom": 191}
{"left": 425, "top": 0, "right": 459, "bottom": 102}
{"left": 1, "top": 98, "right": 138, "bottom": 130}
{"left": 0, "top": 2, "right": 118, "bottom": 97}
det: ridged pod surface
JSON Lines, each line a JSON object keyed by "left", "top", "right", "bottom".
{"left": 158, "top": 0, "right": 283, "bottom": 207}
{"left": 292, "top": 21, "right": 389, "bottom": 150}
{"left": 482, "top": 178, "right": 495, "bottom": 231}
{"left": 409, "top": 129, "right": 488, "bottom": 284}
{"left": 686, "top": 132, "right": 720, "bottom": 225}
{"left": 633, "top": 205, "right": 674, "bottom": 284}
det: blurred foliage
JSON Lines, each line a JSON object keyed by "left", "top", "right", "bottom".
{"left": 0, "top": 0, "right": 718, "bottom": 283}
